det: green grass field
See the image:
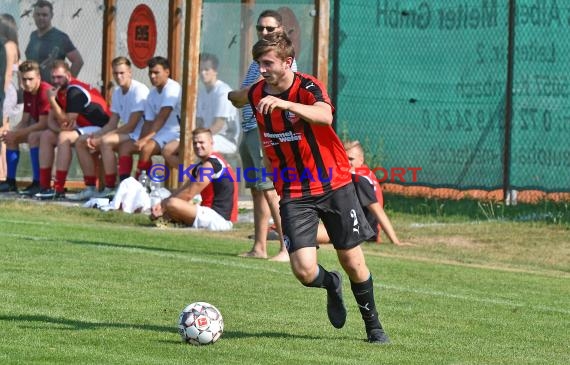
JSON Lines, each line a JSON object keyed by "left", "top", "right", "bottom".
{"left": 0, "top": 198, "right": 568, "bottom": 364}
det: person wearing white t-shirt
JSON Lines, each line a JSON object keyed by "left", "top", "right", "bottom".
{"left": 73, "top": 56, "right": 149, "bottom": 199}
{"left": 129, "top": 56, "right": 181, "bottom": 178}
{"left": 162, "top": 53, "right": 239, "bottom": 169}
{"left": 196, "top": 53, "right": 239, "bottom": 154}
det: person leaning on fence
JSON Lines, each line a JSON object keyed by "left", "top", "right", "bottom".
{"left": 151, "top": 128, "right": 238, "bottom": 231}
{"left": 227, "top": 9, "right": 297, "bottom": 262}
{"left": 74, "top": 56, "right": 149, "bottom": 200}
{"left": 35, "top": 60, "right": 110, "bottom": 200}
{"left": 0, "top": 61, "right": 51, "bottom": 195}
{"left": 25, "top": 0, "right": 84, "bottom": 84}
{"left": 247, "top": 31, "right": 390, "bottom": 343}
{"left": 316, "top": 140, "right": 410, "bottom": 246}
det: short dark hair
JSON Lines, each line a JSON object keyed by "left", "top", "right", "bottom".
{"left": 258, "top": 9, "right": 282, "bottom": 25}
{"left": 147, "top": 56, "right": 170, "bottom": 70}
{"left": 34, "top": 0, "right": 53, "bottom": 13}
{"left": 252, "top": 31, "right": 295, "bottom": 62}
{"left": 199, "top": 53, "right": 219, "bottom": 71}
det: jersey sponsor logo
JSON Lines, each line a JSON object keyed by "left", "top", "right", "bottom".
{"left": 263, "top": 130, "right": 302, "bottom": 144}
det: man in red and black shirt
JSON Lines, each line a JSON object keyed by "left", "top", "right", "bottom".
{"left": 35, "top": 60, "right": 111, "bottom": 199}
{"left": 247, "top": 32, "right": 389, "bottom": 344}
{"left": 150, "top": 128, "right": 238, "bottom": 230}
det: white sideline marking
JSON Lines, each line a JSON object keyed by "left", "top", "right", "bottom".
{"left": 0, "top": 232, "right": 287, "bottom": 275}
{"left": 409, "top": 221, "right": 490, "bottom": 228}
{"left": 378, "top": 283, "right": 570, "bottom": 315}
{"left": 2, "top": 232, "right": 568, "bottom": 315}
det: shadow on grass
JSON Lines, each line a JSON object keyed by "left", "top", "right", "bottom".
{"left": 64, "top": 239, "right": 188, "bottom": 254}
{"left": 0, "top": 314, "right": 175, "bottom": 333}
{"left": 222, "top": 330, "right": 322, "bottom": 340}
{"left": 1, "top": 314, "right": 324, "bottom": 341}
{"left": 65, "top": 239, "right": 256, "bottom": 262}
{"left": 157, "top": 331, "right": 323, "bottom": 346}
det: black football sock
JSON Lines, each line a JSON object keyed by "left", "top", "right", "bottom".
{"left": 305, "top": 264, "right": 337, "bottom": 291}
{"left": 351, "top": 275, "right": 383, "bottom": 332}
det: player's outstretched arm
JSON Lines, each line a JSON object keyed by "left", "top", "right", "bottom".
{"left": 256, "top": 96, "right": 333, "bottom": 126}
{"left": 228, "top": 87, "right": 250, "bottom": 108}
{"left": 367, "top": 202, "right": 412, "bottom": 246}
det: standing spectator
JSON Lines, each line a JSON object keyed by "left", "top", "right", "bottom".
{"left": 228, "top": 9, "right": 295, "bottom": 262}
{"left": 0, "top": 14, "right": 22, "bottom": 184}
{"left": 25, "top": 0, "right": 84, "bottom": 84}
{"left": 248, "top": 32, "right": 390, "bottom": 343}
{"left": 35, "top": 61, "right": 110, "bottom": 200}
{"left": 151, "top": 128, "right": 238, "bottom": 231}
{"left": 0, "top": 61, "right": 51, "bottom": 194}
{"left": 0, "top": 19, "right": 7, "bottom": 160}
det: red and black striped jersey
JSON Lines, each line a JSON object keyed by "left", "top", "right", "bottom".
{"left": 248, "top": 72, "right": 351, "bottom": 200}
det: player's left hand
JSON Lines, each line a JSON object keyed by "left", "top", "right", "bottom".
{"left": 87, "top": 134, "right": 100, "bottom": 151}
{"left": 60, "top": 120, "right": 76, "bottom": 131}
{"left": 47, "top": 86, "right": 60, "bottom": 99}
{"left": 256, "top": 95, "right": 291, "bottom": 114}
{"left": 2, "top": 130, "right": 20, "bottom": 145}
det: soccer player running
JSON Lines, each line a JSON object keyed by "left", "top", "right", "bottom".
{"left": 247, "top": 32, "right": 389, "bottom": 343}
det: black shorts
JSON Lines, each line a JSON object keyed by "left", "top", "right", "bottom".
{"left": 280, "top": 183, "right": 375, "bottom": 253}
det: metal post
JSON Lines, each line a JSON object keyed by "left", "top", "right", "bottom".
{"left": 503, "top": 0, "right": 516, "bottom": 204}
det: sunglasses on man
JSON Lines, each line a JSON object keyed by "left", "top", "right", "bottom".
{"left": 256, "top": 25, "right": 277, "bottom": 32}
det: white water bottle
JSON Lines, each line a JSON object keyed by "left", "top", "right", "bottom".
{"left": 149, "top": 180, "right": 162, "bottom": 206}
{"left": 138, "top": 170, "right": 149, "bottom": 191}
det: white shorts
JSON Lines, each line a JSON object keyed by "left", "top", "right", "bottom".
{"left": 192, "top": 205, "right": 233, "bottom": 231}
{"left": 128, "top": 122, "right": 144, "bottom": 141}
{"left": 153, "top": 128, "right": 180, "bottom": 149}
{"left": 3, "top": 83, "right": 23, "bottom": 118}
{"left": 77, "top": 126, "right": 102, "bottom": 135}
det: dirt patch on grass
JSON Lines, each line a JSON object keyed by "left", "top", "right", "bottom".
{"left": 416, "top": 235, "right": 478, "bottom": 248}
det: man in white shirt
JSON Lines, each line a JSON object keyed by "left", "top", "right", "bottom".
{"left": 162, "top": 53, "right": 239, "bottom": 168}
{"left": 71, "top": 56, "right": 150, "bottom": 200}
{"left": 124, "top": 56, "right": 181, "bottom": 178}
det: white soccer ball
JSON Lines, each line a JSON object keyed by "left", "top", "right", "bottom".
{"left": 178, "top": 302, "right": 224, "bottom": 345}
